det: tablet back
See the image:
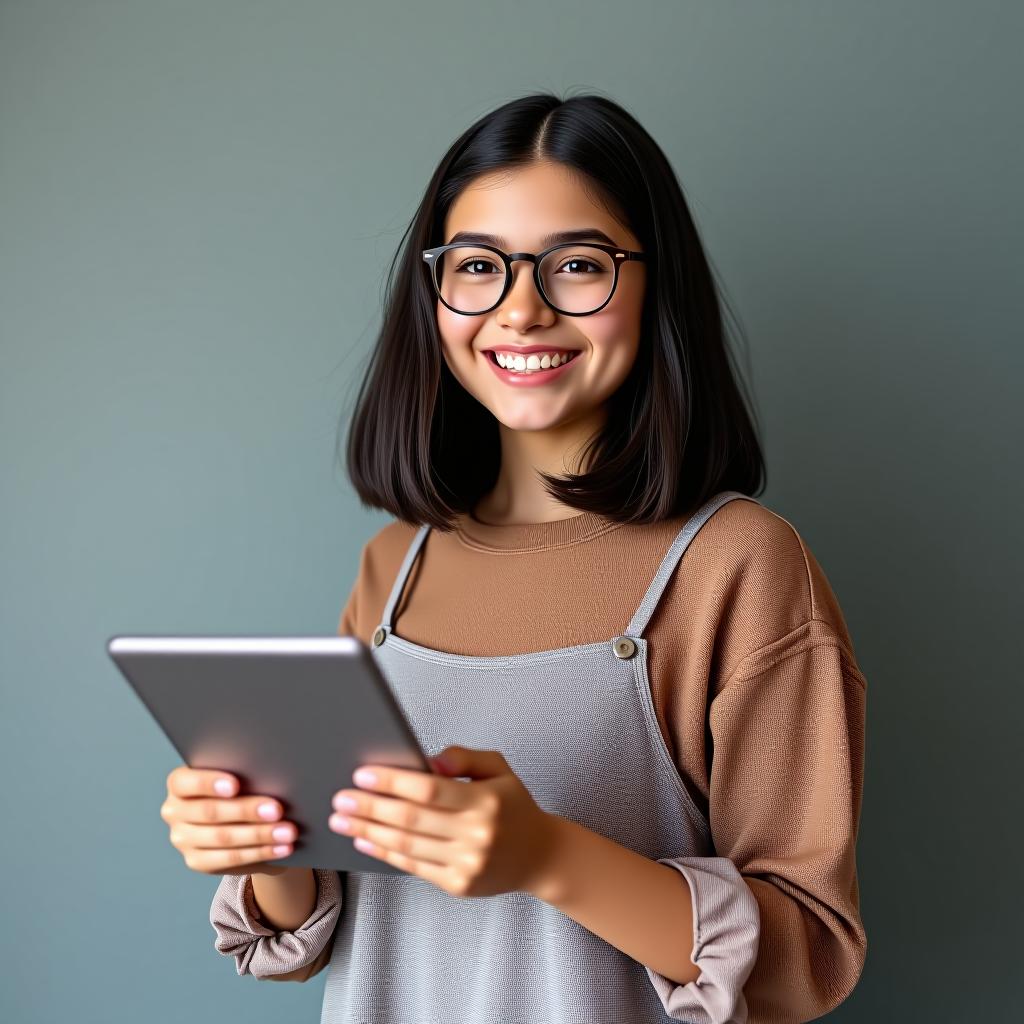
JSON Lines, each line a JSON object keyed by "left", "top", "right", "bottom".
{"left": 108, "top": 635, "right": 430, "bottom": 874}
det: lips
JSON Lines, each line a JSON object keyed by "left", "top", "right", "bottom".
{"left": 481, "top": 345, "right": 581, "bottom": 356}
{"left": 482, "top": 348, "right": 581, "bottom": 387}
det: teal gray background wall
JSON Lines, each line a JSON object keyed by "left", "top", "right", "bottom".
{"left": 2, "top": 1, "right": 1020, "bottom": 1021}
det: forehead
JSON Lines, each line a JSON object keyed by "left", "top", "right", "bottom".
{"left": 444, "top": 161, "right": 630, "bottom": 247}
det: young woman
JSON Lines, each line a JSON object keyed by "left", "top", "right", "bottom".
{"left": 172, "top": 92, "right": 867, "bottom": 1023}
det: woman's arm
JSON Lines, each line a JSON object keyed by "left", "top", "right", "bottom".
{"left": 527, "top": 619, "right": 866, "bottom": 1024}
{"left": 251, "top": 867, "right": 317, "bottom": 930}
{"left": 209, "top": 868, "right": 343, "bottom": 980}
{"left": 527, "top": 816, "right": 705, "bottom": 986}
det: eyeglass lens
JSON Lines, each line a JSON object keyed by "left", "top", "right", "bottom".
{"left": 433, "top": 245, "right": 617, "bottom": 315}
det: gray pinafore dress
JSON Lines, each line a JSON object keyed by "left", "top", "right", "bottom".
{"left": 320, "top": 490, "right": 755, "bottom": 1024}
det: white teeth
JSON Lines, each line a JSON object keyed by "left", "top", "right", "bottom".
{"left": 493, "top": 351, "right": 576, "bottom": 374}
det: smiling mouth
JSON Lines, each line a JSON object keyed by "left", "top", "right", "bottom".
{"left": 485, "top": 350, "right": 581, "bottom": 375}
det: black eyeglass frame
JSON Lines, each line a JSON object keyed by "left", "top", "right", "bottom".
{"left": 421, "top": 242, "right": 646, "bottom": 317}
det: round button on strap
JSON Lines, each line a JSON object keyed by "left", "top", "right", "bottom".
{"left": 612, "top": 636, "right": 637, "bottom": 659}
{"left": 372, "top": 626, "right": 386, "bottom": 647}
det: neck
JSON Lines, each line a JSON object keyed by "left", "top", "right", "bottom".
{"left": 474, "top": 408, "right": 607, "bottom": 526}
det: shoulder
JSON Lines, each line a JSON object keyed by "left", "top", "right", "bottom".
{"left": 360, "top": 517, "right": 422, "bottom": 559}
{"left": 355, "top": 518, "right": 422, "bottom": 591}
{"left": 338, "top": 519, "right": 420, "bottom": 643}
{"left": 688, "top": 496, "right": 859, "bottom": 670}
{"left": 693, "top": 495, "right": 804, "bottom": 563}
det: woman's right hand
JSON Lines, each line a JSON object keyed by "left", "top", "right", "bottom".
{"left": 162, "top": 765, "right": 299, "bottom": 877}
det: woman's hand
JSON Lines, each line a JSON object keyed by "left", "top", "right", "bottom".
{"left": 329, "top": 745, "right": 560, "bottom": 898}
{"left": 161, "top": 766, "right": 299, "bottom": 877}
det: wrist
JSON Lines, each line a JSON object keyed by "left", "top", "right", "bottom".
{"left": 522, "top": 812, "right": 574, "bottom": 905}
{"left": 251, "top": 864, "right": 289, "bottom": 877}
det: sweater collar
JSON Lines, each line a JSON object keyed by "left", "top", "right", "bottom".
{"left": 452, "top": 507, "right": 623, "bottom": 552}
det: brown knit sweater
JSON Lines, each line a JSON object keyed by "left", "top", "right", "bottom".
{"left": 335, "top": 496, "right": 867, "bottom": 1023}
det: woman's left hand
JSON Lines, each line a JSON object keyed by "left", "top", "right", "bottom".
{"left": 329, "top": 745, "right": 560, "bottom": 899}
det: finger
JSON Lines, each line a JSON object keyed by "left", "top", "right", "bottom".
{"left": 434, "top": 747, "right": 510, "bottom": 781}
{"left": 351, "top": 765, "right": 479, "bottom": 812}
{"left": 171, "top": 818, "right": 299, "bottom": 851}
{"left": 335, "top": 814, "right": 455, "bottom": 867}
{"left": 351, "top": 836, "right": 476, "bottom": 895}
{"left": 166, "top": 794, "right": 286, "bottom": 826}
{"left": 332, "top": 790, "right": 470, "bottom": 841}
{"left": 167, "top": 765, "right": 238, "bottom": 799}
{"left": 183, "top": 842, "right": 293, "bottom": 875}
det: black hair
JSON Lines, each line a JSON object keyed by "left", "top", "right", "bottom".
{"left": 340, "top": 91, "right": 766, "bottom": 530}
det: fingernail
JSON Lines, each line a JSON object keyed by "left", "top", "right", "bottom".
{"left": 353, "top": 769, "right": 377, "bottom": 787}
{"left": 258, "top": 802, "right": 280, "bottom": 820}
{"left": 272, "top": 844, "right": 291, "bottom": 856}
{"left": 214, "top": 778, "right": 235, "bottom": 796}
{"left": 272, "top": 825, "right": 296, "bottom": 842}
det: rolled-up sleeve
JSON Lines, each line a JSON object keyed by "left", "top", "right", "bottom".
{"left": 644, "top": 855, "right": 760, "bottom": 1022}
{"left": 643, "top": 619, "right": 867, "bottom": 1023}
{"left": 209, "top": 869, "right": 342, "bottom": 979}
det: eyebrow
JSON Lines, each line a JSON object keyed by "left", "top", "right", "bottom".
{"left": 445, "top": 228, "right": 620, "bottom": 249}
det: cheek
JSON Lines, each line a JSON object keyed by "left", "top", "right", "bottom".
{"left": 580, "top": 306, "right": 642, "bottom": 384}
{"left": 437, "top": 305, "right": 482, "bottom": 379}
{"left": 437, "top": 303, "right": 478, "bottom": 346}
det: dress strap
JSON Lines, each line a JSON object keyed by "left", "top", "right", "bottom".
{"left": 624, "top": 491, "right": 756, "bottom": 639}
{"left": 379, "top": 524, "right": 432, "bottom": 632}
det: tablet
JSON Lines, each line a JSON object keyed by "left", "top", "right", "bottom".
{"left": 107, "top": 634, "right": 431, "bottom": 875}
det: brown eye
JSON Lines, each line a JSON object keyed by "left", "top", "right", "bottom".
{"left": 456, "top": 258, "right": 502, "bottom": 275}
{"left": 557, "top": 257, "right": 603, "bottom": 275}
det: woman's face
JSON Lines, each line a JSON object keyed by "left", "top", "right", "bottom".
{"left": 436, "top": 160, "right": 646, "bottom": 437}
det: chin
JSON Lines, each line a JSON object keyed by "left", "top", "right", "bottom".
{"left": 490, "top": 406, "right": 573, "bottom": 433}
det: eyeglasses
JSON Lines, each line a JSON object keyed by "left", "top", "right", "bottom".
{"left": 422, "top": 242, "right": 646, "bottom": 317}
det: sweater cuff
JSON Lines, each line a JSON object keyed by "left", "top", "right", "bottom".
{"left": 643, "top": 856, "right": 760, "bottom": 1023}
{"left": 209, "top": 869, "right": 342, "bottom": 978}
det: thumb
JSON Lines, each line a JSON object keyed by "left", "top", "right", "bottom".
{"left": 430, "top": 745, "right": 507, "bottom": 779}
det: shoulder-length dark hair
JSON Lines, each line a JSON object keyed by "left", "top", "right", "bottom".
{"left": 342, "top": 91, "right": 766, "bottom": 530}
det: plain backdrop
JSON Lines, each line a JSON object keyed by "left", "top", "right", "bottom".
{"left": 2, "top": 1, "right": 1021, "bottom": 1021}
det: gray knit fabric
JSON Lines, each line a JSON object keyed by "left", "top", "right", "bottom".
{"left": 211, "top": 490, "right": 761, "bottom": 1023}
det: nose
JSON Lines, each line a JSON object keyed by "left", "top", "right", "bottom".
{"left": 498, "top": 258, "right": 554, "bottom": 329}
